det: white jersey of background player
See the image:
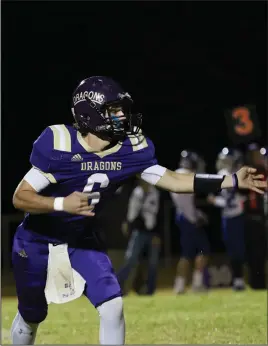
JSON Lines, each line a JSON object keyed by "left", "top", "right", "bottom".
{"left": 127, "top": 183, "right": 160, "bottom": 231}
{"left": 170, "top": 151, "right": 210, "bottom": 293}
{"left": 207, "top": 147, "right": 246, "bottom": 290}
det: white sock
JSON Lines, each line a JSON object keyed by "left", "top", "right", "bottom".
{"left": 174, "top": 276, "right": 185, "bottom": 293}
{"left": 97, "top": 297, "right": 125, "bottom": 345}
{"left": 11, "top": 312, "right": 39, "bottom": 345}
{"left": 192, "top": 270, "right": 203, "bottom": 288}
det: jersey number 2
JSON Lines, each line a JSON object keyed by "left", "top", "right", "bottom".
{"left": 83, "top": 173, "right": 110, "bottom": 206}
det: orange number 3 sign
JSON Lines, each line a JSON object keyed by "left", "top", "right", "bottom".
{"left": 232, "top": 107, "right": 254, "bottom": 136}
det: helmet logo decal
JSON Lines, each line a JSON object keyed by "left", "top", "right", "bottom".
{"left": 73, "top": 91, "right": 105, "bottom": 106}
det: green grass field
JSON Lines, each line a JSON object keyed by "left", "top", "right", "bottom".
{"left": 2, "top": 289, "right": 267, "bottom": 344}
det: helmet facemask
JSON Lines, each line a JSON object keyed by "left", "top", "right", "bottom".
{"left": 100, "top": 96, "right": 142, "bottom": 141}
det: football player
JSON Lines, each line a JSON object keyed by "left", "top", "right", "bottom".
{"left": 171, "top": 151, "right": 210, "bottom": 293}
{"left": 117, "top": 180, "right": 161, "bottom": 296}
{"left": 207, "top": 148, "right": 246, "bottom": 290}
{"left": 244, "top": 144, "right": 267, "bottom": 289}
{"left": 11, "top": 76, "right": 267, "bottom": 345}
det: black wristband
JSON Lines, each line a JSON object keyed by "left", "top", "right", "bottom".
{"left": 232, "top": 173, "right": 239, "bottom": 190}
{"left": 194, "top": 174, "right": 224, "bottom": 194}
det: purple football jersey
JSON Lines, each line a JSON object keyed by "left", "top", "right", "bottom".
{"left": 16, "top": 125, "right": 158, "bottom": 247}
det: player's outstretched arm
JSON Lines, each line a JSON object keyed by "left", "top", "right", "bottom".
{"left": 154, "top": 166, "right": 267, "bottom": 194}
{"left": 13, "top": 179, "right": 95, "bottom": 216}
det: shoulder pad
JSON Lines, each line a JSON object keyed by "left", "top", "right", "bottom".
{"left": 30, "top": 125, "right": 72, "bottom": 173}
{"left": 48, "top": 124, "right": 72, "bottom": 152}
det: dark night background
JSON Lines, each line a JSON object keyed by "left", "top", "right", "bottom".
{"left": 2, "top": 0, "right": 267, "bottom": 231}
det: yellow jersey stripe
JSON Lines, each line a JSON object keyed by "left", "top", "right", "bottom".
{"left": 49, "top": 125, "right": 71, "bottom": 152}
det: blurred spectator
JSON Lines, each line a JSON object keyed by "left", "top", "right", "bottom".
{"left": 244, "top": 143, "right": 267, "bottom": 289}
{"left": 208, "top": 147, "right": 246, "bottom": 290}
{"left": 171, "top": 151, "right": 210, "bottom": 293}
{"left": 117, "top": 180, "right": 161, "bottom": 295}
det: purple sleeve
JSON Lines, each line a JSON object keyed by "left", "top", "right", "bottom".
{"left": 144, "top": 137, "right": 158, "bottom": 167}
{"left": 130, "top": 137, "right": 158, "bottom": 172}
{"left": 30, "top": 127, "right": 62, "bottom": 175}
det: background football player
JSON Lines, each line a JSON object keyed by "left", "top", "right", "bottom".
{"left": 117, "top": 180, "right": 161, "bottom": 295}
{"left": 244, "top": 143, "right": 267, "bottom": 289}
{"left": 171, "top": 151, "right": 210, "bottom": 294}
{"left": 207, "top": 148, "right": 246, "bottom": 290}
{"left": 11, "top": 76, "right": 267, "bottom": 345}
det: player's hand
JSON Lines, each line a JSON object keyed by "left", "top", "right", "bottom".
{"left": 236, "top": 166, "right": 267, "bottom": 194}
{"left": 63, "top": 191, "right": 95, "bottom": 216}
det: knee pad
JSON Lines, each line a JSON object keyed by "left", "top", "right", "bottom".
{"left": 97, "top": 296, "right": 124, "bottom": 321}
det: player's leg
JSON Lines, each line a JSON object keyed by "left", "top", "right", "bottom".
{"left": 174, "top": 216, "right": 194, "bottom": 294}
{"left": 192, "top": 227, "right": 210, "bottom": 291}
{"left": 117, "top": 230, "right": 147, "bottom": 291}
{"left": 224, "top": 216, "right": 246, "bottom": 290}
{"left": 192, "top": 254, "right": 209, "bottom": 291}
{"left": 69, "top": 248, "right": 125, "bottom": 345}
{"left": 146, "top": 234, "right": 161, "bottom": 295}
{"left": 11, "top": 234, "right": 48, "bottom": 345}
{"left": 132, "top": 248, "right": 148, "bottom": 294}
